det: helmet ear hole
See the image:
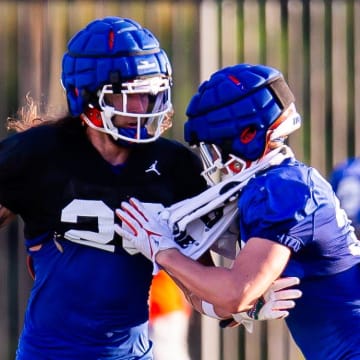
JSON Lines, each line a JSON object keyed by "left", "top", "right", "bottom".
{"left": 240, "top": 126, "right": 257, "bottom": 144}
{"left": 232, "top": 126, "right": 268, "bottom": 161}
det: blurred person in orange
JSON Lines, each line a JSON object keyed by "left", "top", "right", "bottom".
{"left": 149, "top": 270, "right": 192, "bottom": 360}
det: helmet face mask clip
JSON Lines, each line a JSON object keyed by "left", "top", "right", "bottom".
{"left": 198, "top": 142, "right": 247, "bottom": 186}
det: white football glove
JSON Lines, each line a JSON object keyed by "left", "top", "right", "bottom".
{"left": 220, "top": 276, "right": 302, "bottom": 333}
{"left": 115, "top": 197, "right": 180, "bottom": 274}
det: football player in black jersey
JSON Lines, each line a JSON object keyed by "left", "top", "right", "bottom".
{"left": 0, "top": 17, "right": 207, "bottom": 359}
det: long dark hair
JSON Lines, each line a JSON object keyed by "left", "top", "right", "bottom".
{"left": 6, "top": 94, "right": 69, "bottom": 133}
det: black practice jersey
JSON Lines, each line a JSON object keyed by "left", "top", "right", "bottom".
{"left": 0, "top": 118, "right": 207, "bottom": 247}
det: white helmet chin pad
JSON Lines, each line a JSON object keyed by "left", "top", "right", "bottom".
{"left": 86, "top": 76, "right": 173, "bottom": 143}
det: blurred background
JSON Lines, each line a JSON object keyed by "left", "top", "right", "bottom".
{"left": 0, "top": 0, "right": 359, "bottom": 359}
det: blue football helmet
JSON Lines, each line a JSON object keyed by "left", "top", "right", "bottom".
{"left": 61, "top": 16, "right": 173, "bottom": 144}
{"left": 184, "top": 64, "right": 301, "bottom": 185}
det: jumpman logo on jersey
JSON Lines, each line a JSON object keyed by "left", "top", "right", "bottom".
{"left": 145, "top": 160, "right": 161, "bottom": 175}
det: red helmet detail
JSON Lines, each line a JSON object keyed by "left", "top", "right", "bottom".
{"left": 108, "top": 30, "right": 114, "bottom": 50}
{"left": 83, "top": 107, "right": 103, "bottom": 127}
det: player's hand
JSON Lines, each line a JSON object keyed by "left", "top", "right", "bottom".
{"left": 220, "top": 276, "right": 302, "bottom": 332}
{"left": 115, "top": 197, "right": 180, "bottom": 273}
{"left": 247, "top": 276, "right": 302, "bottom": 320}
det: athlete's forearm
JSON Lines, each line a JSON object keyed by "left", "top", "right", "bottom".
{"left": 156, "top": 248, "right": 251, "bottom": 314}
{"left": 156, "top": 238, "right": 291, "bottom": 315}
{"left": 167, "top": 267, "right": 233, "bottom": 318}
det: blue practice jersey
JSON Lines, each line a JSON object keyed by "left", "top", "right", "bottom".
{"left": 330, "top": 157, "right": 360, "bottom": 236}
{"left": 239, "top": 157, "right": 360, "bottom": 360}
{"left": 0, "top": 119, "right": 206, "bottom": 359}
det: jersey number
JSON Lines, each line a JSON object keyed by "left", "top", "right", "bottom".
{"left": 61, "top": 199, "right": 114, "bottom": 245}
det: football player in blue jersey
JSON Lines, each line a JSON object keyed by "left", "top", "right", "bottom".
{"left": 116, "top": 64, "right": 360, "bottom": 359}
{"left": 330, "top": 157, "right": 360, "bottom": 237}
{"left": 0, "top": 16, "right": 209, "bottom": 359}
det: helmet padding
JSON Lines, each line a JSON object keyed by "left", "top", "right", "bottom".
{"left": 61, "top": 16, "right": 172, "bottom": 116}
{"left": 185, "top": 64, "right": 297, "bottom": 161}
